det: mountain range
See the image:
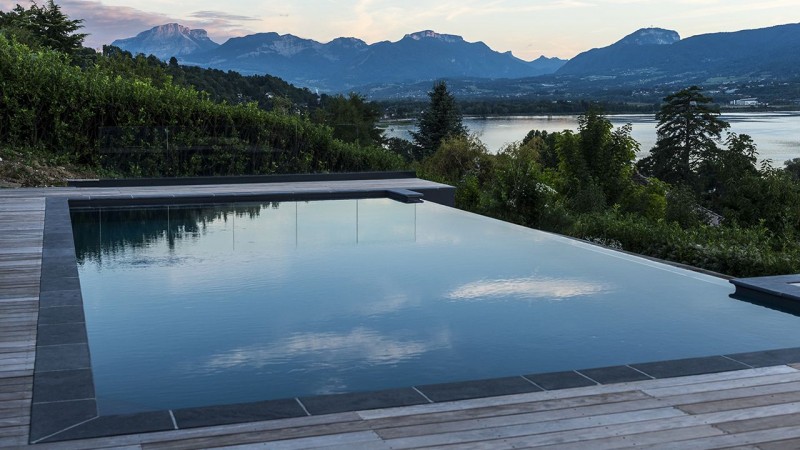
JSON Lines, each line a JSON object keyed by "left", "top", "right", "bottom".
{"left": 111, "top": 23, "right": 800, "bottom": 97}
{"left": 557, "top": 23, "right": 800, "bottom": 83}
{"left": 112, "top": 26, "right": 566, "bottom": 92}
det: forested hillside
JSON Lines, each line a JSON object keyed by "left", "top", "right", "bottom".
{"left": 101, "top": 46, "right": 324, "bottom": 112}
{"left": 0, "top": 2, "right": 403, "bottom": 185}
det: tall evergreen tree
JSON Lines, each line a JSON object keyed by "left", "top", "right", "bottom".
{"left": 411, "top": 81, "right": 466, "bottom": 159}
{"left": 637, "top": 86, "right": 729, "bottom": 187}
{"left": 0, "top": 0, "right": 86, "bottom": 55}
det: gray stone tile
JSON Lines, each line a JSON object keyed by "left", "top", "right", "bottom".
{"left": 40, "top": 411, "right": 174, "bottom": 442}
{"left": 33, "top": 368, "right": 94, "bottom": 403}
{"left": 39, "top": 274, "right": 80, "bottom": 293}
{"left": 416, "top": 377, "right": 541, "bottom": 402}
{"left": 173, "top": 399, "right": 307, "bottom": 429}
{"left": 37, "top": 322, "right": 88, "bottom": 346}
{"left": 726, "top": 347, "right": 800, "bottom": 368}
{"left": 300, "top": 388, "right": 428, "bottom": 415}
{"left": 30, "top": 399, "right": 97, "bottom": 443}
{"left": 43, "top": 232, "right": 73, "bottom": 242}
{"left": 578, "top": 365, "right": 652, "bottom": 384}
{"left": 525, "top": 371, "right": 598, "bottom": 390}
{"left": 631, "top": 355, "right": 750, "bottom": 379}
{"left": 43, "top": 224, "right": 74, "bottom": 234}
{"left": 35, "top": 343, "right": 91, "bottom": 373}
{"left": 41, "top": 255, "right": 77, "bottom": 268}
{"left": 39, "top": 289, "right": 83, "bottom": 307}
{"left": 42, "top": 247, "right": 77, "bottom": 258}
{"left": 38, "top": 305, "right": 85, "bottom": 325}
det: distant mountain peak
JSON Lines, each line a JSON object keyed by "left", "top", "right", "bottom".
{"left": 617, "top": 28, "right": 680, "bottom": 46}
{"left": 111, "top": 23, "right": 219, "bottom": 59}
{"left": 329, "top": 36, "right": 368, "bottom": 47}
{"left": 404, "top": 30, "right": 464, "bottom": 43}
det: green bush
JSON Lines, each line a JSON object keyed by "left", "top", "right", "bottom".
{"left": 570, "top": 211, "right": 800, "bottom": 277}
{"left": 0, "top": 36, "right": 405, "bottom": 177}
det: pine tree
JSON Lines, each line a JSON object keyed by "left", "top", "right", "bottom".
{"left": 0, "top": 0, "right": 86, "bottom": 55}
{"left": 637, "top": 86, "right": 729, "bottom": 187}
{"left": 411, "top": 81, "right": 466, "bottom": 159}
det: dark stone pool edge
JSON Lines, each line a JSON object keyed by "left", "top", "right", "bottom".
{"left": 30, "top": 195, "right": 800, "bottom": 444}
{"left": 731, "top": 275, "right": 800, "bottom": 312}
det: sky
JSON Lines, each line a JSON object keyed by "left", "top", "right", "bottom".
{"left": 1, "top": 0, "right": 798, "bottom": 60}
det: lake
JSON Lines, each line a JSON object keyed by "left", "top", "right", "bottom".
{"left": 383, "top": 112, "right": 800, "bottom": 165}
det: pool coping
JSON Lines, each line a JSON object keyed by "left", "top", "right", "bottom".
{"left": 31, "top": 191, "right": 800, "bottom": 444}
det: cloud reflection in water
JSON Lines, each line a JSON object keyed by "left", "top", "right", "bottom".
{"left": 447, "top": 276, "right": 610, "bottom": 301}
{"left": 201, "top": 327, "right": 451, "bottom": 372}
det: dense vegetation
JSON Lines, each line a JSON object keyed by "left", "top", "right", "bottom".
{"left": 0, "top": 2, "right": 403, "bottom": 183}
{"left": 412, "top": 83, "right": 800, "bottom": 277}
{"left": 101, "top": 48, "right": 324, "bottom": 112}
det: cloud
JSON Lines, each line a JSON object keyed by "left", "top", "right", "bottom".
{"left": 189, "top": 10, "right": 260, "bottom": 22}
{"left": 57, "top": 0, "right": 174, "bottom": 48}
{"left": 0, "top": 0, "right": 260, "bottom": 49}
{"left": 199, "top": 327, "right": 452, "bottom": 372}
{"left": 446, "top": 277, "right": 610, "bottom": 301}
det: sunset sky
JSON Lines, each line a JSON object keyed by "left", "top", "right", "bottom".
{"left": 2, "top": 0, "right": 798, "bottom": 59}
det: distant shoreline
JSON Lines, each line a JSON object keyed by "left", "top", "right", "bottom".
{"left": 381, "top": 109, "right": 800, "bottom": 125}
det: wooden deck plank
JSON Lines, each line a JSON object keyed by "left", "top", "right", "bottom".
{"left": 636, "top": 425, "right": 800, "bottom": 449}
{"left": 714, "top": 412, "right": 800, "bottom": 434}
{"left": 654, "top": 380, "right": 800, "bottom": 407}
{"left": 375, "top": 398, "right": 672, "bottom": 440}
{"left": 32, "top": 413, "right": 365, "bottom": 450}
{"left": 356, "top": 366, "right": 799, "bottom": 420}
{"left": 758, "top": 438, "right": 800, "bottom": 450}
{"left": 420, "top": 404, "right": 800, "bottom": 450}
{"left": 678, "top": 389, "right": 800, "bottom": 415}
{"left": 530, "top": 425, "right": 726, "bottom": 450}
{"left": 361, "top": 391, "right": 652, "bottom": 431}
{"left": 0, "top": 434, "right": 30, "bottom": 447}
{"left": 211, "top": 430, "right": 389, "bottom": 450}
{"left": 644, "top": 372, "right": 800, "bottom": 397}
{"left": 143, "top": 420, "right": 374, "bottom": 450}
{"left": 388, "top": 400, "right": 800, "bottom": 449}
{"left": 381, "top": 407, "right": 686, "bottom": 448}
{"left": 0, "top": 381, "right": 32, "bottom": 394}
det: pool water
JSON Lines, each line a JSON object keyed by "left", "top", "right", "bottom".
{"left": 71, "top": 199, "right": 800, "bottom": 415}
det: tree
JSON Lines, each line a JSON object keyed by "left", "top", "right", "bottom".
{"left": 521, "top": 129, "right": 559, "bottom": 169}
{"left": 699, "top": 132, "right": 759, "bottom": 210}
{"left": 489, "top": 141, "right": 555, "bottom": 228}
{"left": 315, "top": 93, "right": 383, "bottom": 147}
{"left": 637, "top": 86, "right": 729, "bottom": 187}
{"left": 554, "top": 109, "right": 638, "bottom": 206}
{"left": 411, "top": 81, "right": 466, "bottom": 159}
{"left": 421, "top": 134, "right": 491, "bottom": 211}
{"left": 784, "top": 158, "right": 800, "bottom": 181}
{"left": 0, "top": 1, "right": 86, "bottom": 56}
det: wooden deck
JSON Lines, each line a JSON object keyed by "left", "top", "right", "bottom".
{"left": 0, "top": 197, "right": 44, "bottom": 447}
{"left": 24, "top": 366, "right": 800, "bottom": 449}
{"left": 3, "top": 184, "right": 800, "bottom": 449}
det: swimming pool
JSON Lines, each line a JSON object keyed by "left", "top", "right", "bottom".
{"left": 69, "top": 198, "right": 800, "bottom": 416}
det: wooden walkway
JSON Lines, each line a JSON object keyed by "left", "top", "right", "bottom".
{"left": 25, "top": 365, "right": 800, "bottom": 449}
{"left": 3, "top": 187, "right": 800, "bottom": 448}
{"left": 0, "top": 197, "right": 44, "bottom": 447}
